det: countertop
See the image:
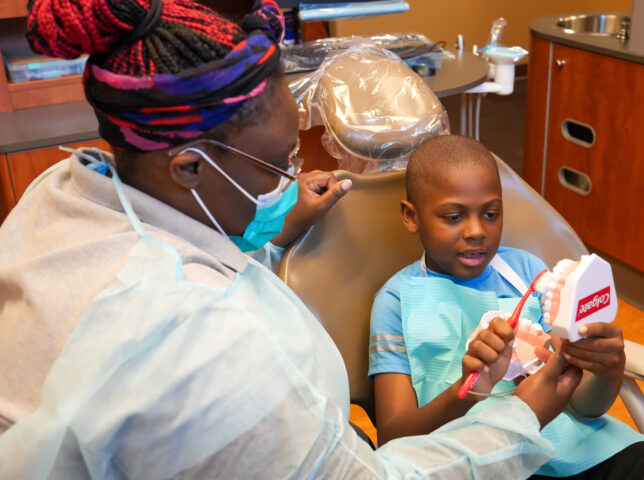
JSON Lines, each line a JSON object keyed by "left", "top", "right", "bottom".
{"left": 424, "top": 49, "right": 489, "bottom": 98}
{"left": 0, "top": 101, "right": 98, "bottom": 154}
{"left": 0, "top": 49, "right": 488, "bottom": 154}
{"left": 530, "top": 12, "right": 644, "bottom": 65}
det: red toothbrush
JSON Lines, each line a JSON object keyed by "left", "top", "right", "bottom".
{"left": 457, "top": 269, "right": 551, "bottom": 399}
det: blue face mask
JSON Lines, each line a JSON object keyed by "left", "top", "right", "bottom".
{"left": 187, "top": 147, "right": 299, "bottom": 252}
{"left": 229, "top": 180, "right": 298, "bottom": 252}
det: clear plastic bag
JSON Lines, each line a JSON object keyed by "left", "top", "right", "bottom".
{"left": 290, "top": 41, "right": 449, "bottom": 173}
{"left": 281, "top": 32, "right": 446, "bottom": 74}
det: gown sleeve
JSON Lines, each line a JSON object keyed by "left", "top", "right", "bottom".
{"left": 0, "top": 254, "right": 554, "bottom": 480}
{"left": 246, "top": 242, "right": 285, "bottom": 273}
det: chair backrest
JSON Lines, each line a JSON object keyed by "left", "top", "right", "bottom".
{"left": 496, "top": 158, "right": 588, "bottom": 268}
{"left": 279, "top": 156, "right": 588, "bottom": 423}
{"left": 280, "top": 169, "right": 419, "bottom": 421}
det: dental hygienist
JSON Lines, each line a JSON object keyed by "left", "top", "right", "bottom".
{"left": 0, "top": 0, "right": 582, "bottom": 478}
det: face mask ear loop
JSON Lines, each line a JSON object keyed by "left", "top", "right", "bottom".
{"left": 183, "top": 147, "right": 259, "bottom": 205}
{"left": 190, "top": 189, "right": 229, "bottom": 238}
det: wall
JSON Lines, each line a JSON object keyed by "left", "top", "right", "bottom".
{"left": 331, "top": 0, "right": 631, "bottom": 60}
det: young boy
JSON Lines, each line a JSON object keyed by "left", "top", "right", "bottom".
{"left": 369, "top": 135, "right": 644, "bottom": 478}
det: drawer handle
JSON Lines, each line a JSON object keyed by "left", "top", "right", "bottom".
{"left": 561, "top": 119, "right": 595, "bottom": 147}
{"left": 558, "top": 166, "right": 592, "bottom": 195}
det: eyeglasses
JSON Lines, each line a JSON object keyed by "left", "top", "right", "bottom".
{"left": 167, "top": 138, "right": 303, "bottom": 188}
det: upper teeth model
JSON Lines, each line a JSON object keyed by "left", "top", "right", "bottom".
{"left": 538, "top": 254, "right": 617, "bottom": 342}
{"left": 466, "top": 253, "right": 617, "bottom": 382}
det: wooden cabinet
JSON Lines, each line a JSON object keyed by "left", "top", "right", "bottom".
{"left": 0, "top": 1, "right": 27, "bottom": 19}
{"left": 0, "top": 4, "right": 324, "bottom": 113}
{"left": 299, "top": 126, "right": 338, "bottom": 172}
{"left": 0, "top": 11, "right": 85, "bottom": 112}
{"left": 0, "top": 139, "right": 109, "bottom": 219}
{"left": 525, "top": 36, "right": 644, "bottom": 272}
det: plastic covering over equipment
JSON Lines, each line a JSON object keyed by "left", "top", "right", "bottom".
{"left": 290, "top": 42, "right": 449, "bottom": 173}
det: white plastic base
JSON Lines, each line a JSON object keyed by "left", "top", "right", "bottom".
{"left": 493, "top": 63, "right": 516, "bottom": 95}
{"left": 549, "top": 254, "right": 617, "bottom": 342}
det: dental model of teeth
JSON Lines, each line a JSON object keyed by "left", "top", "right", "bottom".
{"left": 539, "top": 253, "right": 617, "bottom": 342}
{"left": 465, "top": 253, "right": 617, "bottom": 381}
{"left": 466, "top": 311, "right": 552, "bottom": 381}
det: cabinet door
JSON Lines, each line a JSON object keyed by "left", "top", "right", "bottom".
{"left": 0, "top": 153, "right": 11, "bottom": 220}
{"left": 524, "top": 36, "right": 552, "bottom": 192}
{"left": 544, "top": 44, "right": 644, "bottom": 272}
{"left": 300, "top": 126, "right": 338, "bottom": 172}
{"left": 0, "top": 1, "right": 27, "bottom": 19}
{"left": 2, "top": 139, "right": 109, "bottom": 211}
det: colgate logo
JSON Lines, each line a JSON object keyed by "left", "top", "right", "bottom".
{"left": 576, "top": 286, "right": 611, "bottom": 322}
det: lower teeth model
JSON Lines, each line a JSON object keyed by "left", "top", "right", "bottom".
{"left": 467, "top": 311, "right": 553, "bottom": 381}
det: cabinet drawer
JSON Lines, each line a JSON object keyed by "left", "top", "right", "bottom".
{"left": 0, "top": 2, "right": 27, "bottom": 19}
{"left": 544, "top": 44, "right": 644, "bottom": 271}
{"left": 0, "top": 139, "right": 109, "bottom": 216}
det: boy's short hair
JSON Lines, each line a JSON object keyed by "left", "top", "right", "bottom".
{"left": 406, "top": 135, "right": 499, "bottom": 204}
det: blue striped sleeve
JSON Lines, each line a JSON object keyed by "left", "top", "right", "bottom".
{"left": 368, "top": 283, "right": 411, "bottom": 379}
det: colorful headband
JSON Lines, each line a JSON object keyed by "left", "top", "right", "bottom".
{"left": 84, "top": 0, "right": 284, "bottom": 152}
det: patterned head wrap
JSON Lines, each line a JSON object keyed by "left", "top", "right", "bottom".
{"left": 27, "top": 0, "right": 284, "bottom": 151}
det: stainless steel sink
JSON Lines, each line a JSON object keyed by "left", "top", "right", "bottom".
{"left": 556, "top": 14, "right": 629, "bottom": 36}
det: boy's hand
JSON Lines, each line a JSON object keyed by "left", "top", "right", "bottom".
{"left": 560, "top": 323, "right": 625, "bottom": 382}
{"left": 515, "top": 349, "right": 582, "bottom": 428}
{"left": 461, "top": 317, "right": 514, "bottom": 396}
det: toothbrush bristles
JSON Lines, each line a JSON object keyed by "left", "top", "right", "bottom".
{"left": 532, "top": 270, "right": 554, "bottom": 294}
{"left": 506, "top": 269, "right": 550, "bottom": 329}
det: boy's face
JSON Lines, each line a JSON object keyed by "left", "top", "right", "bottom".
{"left": 402, "top": 163, "right": 503, "bottom": 279}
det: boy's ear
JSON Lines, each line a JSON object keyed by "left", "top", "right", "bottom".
{"left": 400, "top": 200, "right": 419, "bottom": 234}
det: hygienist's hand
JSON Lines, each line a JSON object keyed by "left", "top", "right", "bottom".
{"left": 515, "top": 349, "right": 582, "bottom": 428}
{"left": 461, "top": 317, "right": 514, "bottom": 396}
{"left": 271, "top": 170, "right": 352, "bottom": 247}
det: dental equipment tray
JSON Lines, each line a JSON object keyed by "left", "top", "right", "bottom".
{"left": 281, "top": 33, "right": 440, "bottom": 73}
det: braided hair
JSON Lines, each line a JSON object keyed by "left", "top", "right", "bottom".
{"left": 26, "top": 0, "right": 244, "bottom": 75}
{"left": 25, "top": 0, "right": 285, "bottom": 152}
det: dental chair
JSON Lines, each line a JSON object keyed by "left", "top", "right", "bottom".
{"left": 283, "top": 45, "right": 644, "bottom": 435}
{"left": 279, "top": 158, "right": 644, "bottom": 433}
